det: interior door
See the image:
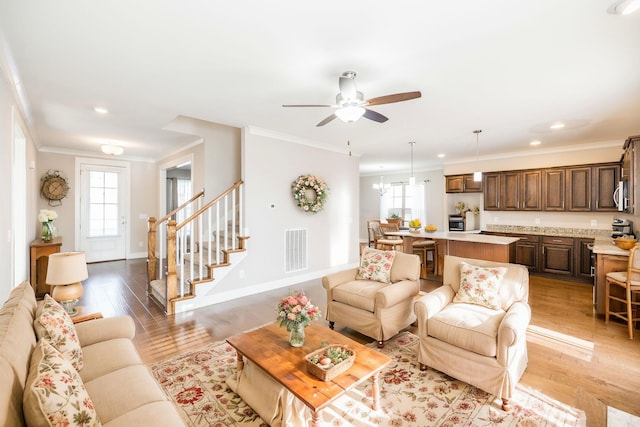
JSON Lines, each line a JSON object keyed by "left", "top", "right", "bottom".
{"left": 79, "top": 162, "right": 128, "bottom": 262}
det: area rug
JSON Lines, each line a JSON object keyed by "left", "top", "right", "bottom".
{"left": 149, "top": 332, "right": 586, "bottom": 426}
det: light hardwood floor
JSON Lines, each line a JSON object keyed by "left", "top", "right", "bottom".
{"left": 78, "top": 259, "right": 640, "bottom": 426}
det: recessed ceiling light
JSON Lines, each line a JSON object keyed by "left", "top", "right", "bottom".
{"left": 530, "top": 140, "right": 541, "bottom": 146}
{"left": 608, "top": 0, "right": 640, "bottom": 15}
{"left": 437, "top": 153, "right": 445, "bottom": 158}
{"left": 550, "top": 122, "right": 565, "bottom": 129}
{"left": 94, "top": 106, "right": 109, "bottom": 114}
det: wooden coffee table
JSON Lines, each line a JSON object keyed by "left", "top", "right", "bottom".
{"left": 226, "top": 322, "right": 391, "bottom": 427}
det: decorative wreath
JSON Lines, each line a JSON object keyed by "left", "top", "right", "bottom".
{"left": 291, "top": 174, "right": 329, "bottom": 213}
{"left": 40, "top": 170, "right": 70, "bottom": 206}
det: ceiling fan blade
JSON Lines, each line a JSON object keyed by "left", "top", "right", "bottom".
{"left": 282, "top": 104, "right": 332, "bottom": 107}
{"left": 316, "top": 114, "right": 337, "bottom": 127}
{"left": 366, "top": 91, "right": 422, "bottom": 106}
{"left": 363, "top": 109, "right": 388, "bottom": 123}
{"left": 339, "top": 74, "right": 357, "bottom": 100}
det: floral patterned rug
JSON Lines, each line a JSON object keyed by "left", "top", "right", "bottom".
{"left": 149, "top": 331, "right": 586, "bottom": 426}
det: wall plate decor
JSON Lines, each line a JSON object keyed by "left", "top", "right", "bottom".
{"left": 41, "top": 170, "right": 70, "bottom": 206}
{"left": 291, "top": 175, "right": 329, "bottom": 213}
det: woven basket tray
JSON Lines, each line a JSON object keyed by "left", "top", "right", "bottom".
{"left": 305, "top": 345, "right": 356, "bottom": 382}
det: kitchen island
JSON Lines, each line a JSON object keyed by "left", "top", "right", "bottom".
{"left": 385, "top": 230, "right": 519, "bottom": 274}
{"left": 592, "top": 238, "right": 631, "bottom": 315}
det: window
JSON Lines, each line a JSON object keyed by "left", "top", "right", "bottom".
{"left": 88, "top": 170, "right": 119, "bottom": 237}
{"left": 381, "top": 182, "right": 425, "bottom": 223}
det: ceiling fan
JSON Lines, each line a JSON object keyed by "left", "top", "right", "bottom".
{"left": 282, "top": 71, "right": 422, "bottom": 127}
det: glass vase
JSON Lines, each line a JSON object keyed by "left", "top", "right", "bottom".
{"left": 289, "top": 323, "right": 305, "bottom": 347}
{"left": 41, "top": 222, "right": 55, "bottom": 242}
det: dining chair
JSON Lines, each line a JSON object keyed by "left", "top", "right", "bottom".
{"left": 605, "top": 244, "right": 640, "bottom": 339}
{"left": 367, "top": 220, "right": 403, "bottom": 251}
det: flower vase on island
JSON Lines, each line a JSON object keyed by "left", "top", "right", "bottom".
{"left": 277, "top": 290, "right": 321, "bottom": 347}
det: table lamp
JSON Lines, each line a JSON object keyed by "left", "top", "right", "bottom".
{"left": 45, "top": 251, "right": 88, "bottom": 316}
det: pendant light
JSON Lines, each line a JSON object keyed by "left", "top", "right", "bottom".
{"left": 473, "top": 130, "right": 482, "bottom": 182}
{"left": 409, "top": 141, "right": 416, "bottom": 186}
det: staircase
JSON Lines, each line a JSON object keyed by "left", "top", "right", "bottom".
{"left": 146, "top": 180, "right": 248, "bottom": 315}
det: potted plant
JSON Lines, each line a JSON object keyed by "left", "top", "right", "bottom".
{"left": 386, "top": 213, "right": 402, "bottom": 227}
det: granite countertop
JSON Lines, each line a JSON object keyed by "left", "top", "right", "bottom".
{"left": 387, "top": 230, "right": 519, "bottom": 245}
{"left": 592, "top": 238, "right": 631, "bottom": 256}
{"left": 484, "top": 224, "right": 611, "bottom": 239}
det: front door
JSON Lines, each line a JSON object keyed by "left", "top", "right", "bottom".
{"left": 78, "top": 161, "right": 128, "bottom": 262}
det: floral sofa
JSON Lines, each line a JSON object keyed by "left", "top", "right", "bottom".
{"left": 0, "top": 281, "right": 184, "bottom": 426}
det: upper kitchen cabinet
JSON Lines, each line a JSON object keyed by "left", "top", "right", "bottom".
{"left": 542, "top": 168, "right": 565, "bottom": 211}
{"left": 492, "top": 170, "right": 541, "bottom": 211}
{"left": 592, "top": 163, "right": 620, "bottom": 212}
{"left": 566, "top": 166, "right": 591, "bottom": 211}
{"left": 485, "top": 163, "right": 620, "bottom": 212}
{"left": 445, "top": 174, "right": 483, "bottom": 193}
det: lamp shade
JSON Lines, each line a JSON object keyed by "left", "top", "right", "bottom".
{"left": 46, "top": 252, "right": 88, "bottom": 285}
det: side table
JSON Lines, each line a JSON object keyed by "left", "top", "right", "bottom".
{"left": 71, "top": 308, "right": 103, "bottom": 324}
{"left": 30, "top": 237, "right": 63, "bottom": 298}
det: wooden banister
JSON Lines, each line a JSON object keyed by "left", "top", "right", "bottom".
{"left": 176, "top": 180, "right": 243, "bottom": 231}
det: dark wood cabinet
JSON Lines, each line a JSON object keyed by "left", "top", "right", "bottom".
{"left": 513, "top": 234, "right": 540, "bottom": 272}
{"left": 541, "top": 236, "right": 573, "bottom": 276}
{"left": 521, "top": 170, "right": 542, "bottom": 210}
{"left": 574, "top": 238, "right": 594, "bottom": 280}
{"left": 592, "top": 163, "right": 620, "bottom": 211}
{"left": 542, "top": 168, "right": 565, "bottom": 211}
{"left": 445, "top": 174, "right": 482, "bottom": 193}
{"left": 496, "top": 170, "right": 541, "bottom": 211}
{"left": 483, "top": 173, "right": 501, "bottom": 210}
{"left": 567, "top": 166, "right": 591, "bottom": 211}
{"left": 484, "top": 162, "right": 620, "bottom": 212}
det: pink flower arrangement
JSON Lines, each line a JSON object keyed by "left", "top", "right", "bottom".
{"left": 277, "top": 290, "right": 321, "bottom": 331}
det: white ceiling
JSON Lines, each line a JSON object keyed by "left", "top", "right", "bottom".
{"left": 1, "top": 1, "right": 639, "bottom": 174}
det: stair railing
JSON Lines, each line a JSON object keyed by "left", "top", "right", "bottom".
{"left": 148, "top": 180, "right": 245, "bottom": 314}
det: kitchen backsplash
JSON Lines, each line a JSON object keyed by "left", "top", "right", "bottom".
{"left": 485, "top": 224, "right": 611, "bottom": 238}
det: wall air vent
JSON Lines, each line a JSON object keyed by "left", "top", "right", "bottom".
{"left": 285, "top": 228, "right": 308, "bottom": 273}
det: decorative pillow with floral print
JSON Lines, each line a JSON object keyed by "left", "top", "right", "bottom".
{"left": 453, "top": 262, "right": 507, "bottom": 310}
{"left": 35, "top": 294, "right": 84, "bottom": 371}
{"left": 24, "top": 339, "right": 101, "bottom": 427}
{"left": 356, "top": 247, "right": 396, "bottom": 284}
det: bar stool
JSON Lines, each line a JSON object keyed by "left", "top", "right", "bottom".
{"left": 413, "top": 240, "right": 437, "bottom": 278}
{"left": 605, "top": 244, "right": 640, "bottom": 339}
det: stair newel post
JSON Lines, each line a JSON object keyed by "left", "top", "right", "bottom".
{"left": 166, "top": 219, "right": 178, "bottom": 315}
{"left": 147, "top": 217, "right": 157, "bottom": 290}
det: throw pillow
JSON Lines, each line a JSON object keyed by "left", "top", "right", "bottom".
{"left": 356, "top": 247, "right": 396, "bottom": 284}
{"left": 453, "top": 261, "right": 507, "bottom": 310}
{"left": 34, "top": 294, "right": 84, "bottom": 371}
{"left": 23, "top": 339, "right": 101, "bottom": 427}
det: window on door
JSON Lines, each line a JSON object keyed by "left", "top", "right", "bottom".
{"left": 88, "top": 170, "right": 119, "bottom": 237}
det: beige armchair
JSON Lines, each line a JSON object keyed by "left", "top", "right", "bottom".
{"left": 414, "top": 255, "right": 530, "bottom": 411}
{"left": 323, "top": 249, "right": 420, "bottom": 347}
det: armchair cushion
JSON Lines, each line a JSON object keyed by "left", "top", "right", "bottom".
{"left": 332, "top": 280, "right": 385, "bottom": 312}
{"left": 453, "top": 262, "right": 506, "bottom": 310}
{"left": 429, "top": 303, "right": 505, "bottom": 357}
{"left": 355, "top": 247, "right": 395, "bottom": 284}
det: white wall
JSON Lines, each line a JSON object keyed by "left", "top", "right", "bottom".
{"left": 205, "top": 127, "right": 360, "bottom": 298}
{"left": 0, "top": 64, "right": 39, "bottom": 302}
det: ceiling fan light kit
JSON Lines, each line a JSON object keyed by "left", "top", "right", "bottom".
{"left": 335, "top": 105, "right": 365, "bottom": 122}
{"left": 283, "top": 71, "right": 421, "bottom": 126}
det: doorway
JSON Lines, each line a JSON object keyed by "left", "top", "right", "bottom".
{"left": 76, "top": 158, "right": 130, "bottom": 262}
